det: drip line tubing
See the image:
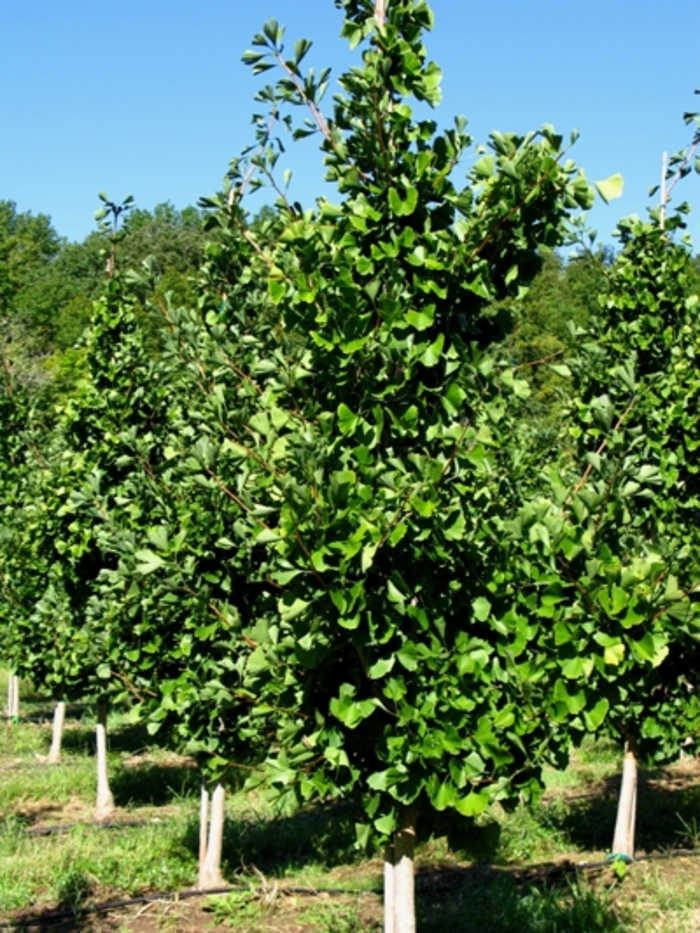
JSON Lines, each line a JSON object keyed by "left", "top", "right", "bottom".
{"left": 0, "top": 760, "right": 94, "bottom": 773}
{"left": 23, "top": 819, "right": 150, "bottom": 837}
{"left": 3, "top": 849, "right": 700, "bottom": 929}
{"left": 0, "top": 883, "right": 380, "bottom": 929}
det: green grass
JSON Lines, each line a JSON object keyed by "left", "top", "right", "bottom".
{"left": 2, "top": 675, "right": 700, "bottom": 931}
{"left": 0, "top": 820, "right": 195, "bottom": 911}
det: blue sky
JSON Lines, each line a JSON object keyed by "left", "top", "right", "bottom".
{"left": 1, "top": 1, "right": 698, "bottom": 248}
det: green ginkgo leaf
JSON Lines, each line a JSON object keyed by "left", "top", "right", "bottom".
{"left": 594, "top": 173, "right": 624, "bottom": 203}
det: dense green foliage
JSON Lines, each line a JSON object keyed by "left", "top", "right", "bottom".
{"left": 0, "top": 199, "right": 210, "bottom": 408}
{"left": 1, "top": 4, "right": 700, "bottom": 927}
{"left": 558, "top": 210, "right": 700, "bottom": 763}
{"left": 229, "top": 0, "right": 600, "bottom": 844}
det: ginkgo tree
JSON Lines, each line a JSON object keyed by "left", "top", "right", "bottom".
{"left": 78, "top": 0, "right": 618, "bottom": 922}
{"left": 0, "top": 346, "right": 78, "bottom": 754}
{"left": 47, "top": 187, "right": 300, "bottom": 888}
{"left": 213, "top": 2, "right": 624, "bottom": 931}
{"left": 0, "top": 268, "right": 145, "bottom": 816}
{"left": 561, "top": 217, "right": 699, "bottom": 859}
{"left": 0, "top": 351, "right": 31, "bottom": 724}
{"left": 501, "top": 108, "right": 700, "bottom": 861}
{"left": 0, "top": 196, "right": 180, "bottom": 812}
{"left": 577, "top": 120, "right": 700, "bottom": 860}
{"left": 7, "top": 4, "right": 683, "bottom": 928}
{"left": 91, "top": 268, "right": 284, "bottom": 889}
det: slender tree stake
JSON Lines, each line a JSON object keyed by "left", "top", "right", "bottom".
{"left": 375, "top": 0, "right": 387, "bottom": 28}
{"left": 6, "top": 673, "right": 13, "bottom": 719}
{"left": 7, "top": 674, "right": 19, "bottom": 720}
{"left": 47, "top": 701, "right": 66, "bottom": 764}
{"left": 198, "top": 781, "right": 227, "bottom": 890}
{"left": 95, "top": 699, "right": 115, "bottom": 820}
{"left": 384, "top": 807, "right": 418, "bottom": 933}
{"left": 384, "top": 841, "right": 396, "bottom": 933}
{"left": 199, "top": 784, "right": 209, "bottom": 868}
{"left": 629, "top": 770, "right": 637, "bottom": 855}
{"left": 611, "top": 740, "right": 638, "bottom": 859}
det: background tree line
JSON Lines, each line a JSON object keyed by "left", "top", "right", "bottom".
{"left": 1, "top": 193, "right": 644, "bottom": 419}
{"left": 0, "top": 199, "right": 210, "bottom": 406}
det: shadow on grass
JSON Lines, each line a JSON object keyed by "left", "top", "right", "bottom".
{"left": 24, "top": 715, "right": 204, "bottom": 808}
{"left": 60, "top": 718, "right": 159, "bottom": 756}
{"left": 177, "top": 798, "right": 362, "bottom": 879}
{"left": 4, "top": 836, "right": 631, "bottom": 933}
{"left": 415, "top": 871, "right": 629, "bottom": 933}
{"left": 548, "top": 767, "right": 700, "bottom": 854}
{"left": 9, "top": 867, "right": 104, "bottom": 933}
{"left": 111, "top": 759, "right": 201, "bottom": 807}
{"left": 4, "top": 879, "right": 631, "bottom": 933}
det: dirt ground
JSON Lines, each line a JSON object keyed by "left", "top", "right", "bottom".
{"left": 10, "top": 888, "right": 382, "bottom": 933}
{"left": 5, "top": 754, "right": 700, "bottom": 932}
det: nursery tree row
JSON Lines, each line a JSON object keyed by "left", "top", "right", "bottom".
{"left": 2, "top": 2, "right": 700, "bottom": 931}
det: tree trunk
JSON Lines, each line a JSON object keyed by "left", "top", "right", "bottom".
{"left": 198, "top": 780, "right": 226, "bottom": 890}
{"left": 199, "top": 783, "right": 209, "bottom": 869}
{"left": 47, "top": 701, "right": 66, "bottom": 764}
{"left": 384, "top": 841, "right": 396, "bottom": 933}
{"left": 375, "top": 0, "right": 387, "bottom": 28}
{"left": 611, "top": 740, "right": 638, "bottom": 859}
{"left": 383, "top": 807, "right": 418, "bottom": 933}
{"left": 95, "top": 699, "right": 115, "bottom": 820}
{"left": 7, "top": 673, "right": 19, "bottom": 720}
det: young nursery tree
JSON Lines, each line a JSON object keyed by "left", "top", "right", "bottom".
{"left": 59, "top": 202, "right": 287, "bottom": 887}
{"left": 73, "top": 0, "right": 603, "bottom": 914}
{"left": 576, "top": 116, "right": 700, "bottom": 858}
{"left": 222, "top": 2, "right": 617, "bottom": 929}
{"left": 93, "top": 288, "right": 282, "bottom": 888}
{"left": 0, "top": 197, "right": 163, "bottom": 815}
{"left": 503, "top": 119, "right": 700, "bottom": 859}
{"left": 0, "top": 314, "right": 122, "bottom": 811}
{"left": 574, "top": 217, "right": 699, "bottom": 859}
{"left": 0, "top": 350, "right": 30, "bottom": 722}
{"left": 0, "top": 347, "right": 68, "bottom": 733}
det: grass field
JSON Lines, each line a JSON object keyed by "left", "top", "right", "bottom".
{"left": 2, "top": 674, "right": 700, "bottom": 932}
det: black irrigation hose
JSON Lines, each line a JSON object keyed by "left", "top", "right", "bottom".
{"left": 0, "top": 888, "right": 235, "bottom": 930}
{"left": 582, "top": 849, "right": 700, "bottom": 868}
{"left": 16, "top": 813, "right": 700, "bottom": 865}
{"left": 0, "top": 761, "right": 91, "bottom": 773}
{"left": 508, "top": 847, "right": 700, "bottom": 882}
{"left": 5, "top": 717, "right": 53, "bottom": 726}
{"left": 2, "top": 819, "right": 169, "bottom": 838}
{"left": 24, "top": 820, "right": 150, "bottom": 837}
{"left": 4, "top": 715, "right": 70, "bottom": 726}
{"left": 4, "top": 850, "right": 700, "bottom": 930}
{"left": 0, "top": 750, "right": 177, "bottom": 772}
{"left": 0, "top": 883, "right": 380, "bottom": 929}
